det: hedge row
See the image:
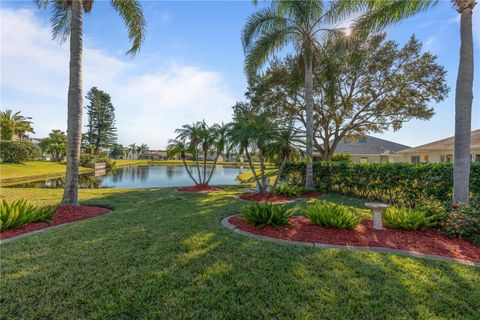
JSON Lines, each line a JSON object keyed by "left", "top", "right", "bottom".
{"left": 283, "top": 162, "right": 480, "bottom": 206}
{"left": 0, "top": 141, "right": 40, "bottom": 163}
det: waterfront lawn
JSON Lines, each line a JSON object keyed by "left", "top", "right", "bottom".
{"left": 0, "top": 161, "right": 92, "bottom": 185}
{"left": 1, "top": 187, "right": 479, "bottom": 319}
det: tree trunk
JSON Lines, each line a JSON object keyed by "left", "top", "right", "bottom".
{"left": 258, "top": 148, "right": 267, "bottom": 192}
{"left": 271, "top": 156, "right": 287, "bottom": 193}
{"left": 206, "top": 154, "right": 220, "bottom": 185}
{"left": 203, "top": 150, "right": 207, "bottom": 184}
{"left": 453, "top": 5, "right": 474, "bottom": 203}
{"left": 62, "top": 0, "right": 83, "bottom": 205}
{"left": 245, "top": 148, "right": 262, "bottom": 193}
{"left": 182, "top": 157, "right": 198, "bottom": 185}
{"left": 304, "top": 54, "right": 314, "bottom": 189}
{"left": 194, "top": 148, "right": 202, "bottom": 184}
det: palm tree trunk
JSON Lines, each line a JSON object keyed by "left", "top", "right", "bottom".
{"left": 271, "top": 156, "right": 287, "bottom": 193}
{"left": 182, "top": 157, "right": 198, "bottom": 185}
{"left": 62, "top": 0, "right": 83, "bottom": 206}
{"left": 245, "top": 148, "right": 262, "bottom": 193}
{"left": 258, "top": 149, "right": 267, "bottom": 192}
{"left": 304, "top": 54, "right": 314, "bottom": 190}
{"left": 453, "top": 4, "right": 474, "bottom": 203}
{"left": 203, "top": 150, "right": 207, "bottom": 184}
{"left": 194, "top": 148, "right": 202, "bottom": 184}
{"left": 206, "top": 154, "right": 220, "bottom": 185}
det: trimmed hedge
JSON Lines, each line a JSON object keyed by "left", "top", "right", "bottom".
{"left": 283, "top": 162, "right": 480, "bottom": 206}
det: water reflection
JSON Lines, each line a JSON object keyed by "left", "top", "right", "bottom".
{"left": 11, "top": 165, "right": 245, "bottom": 189}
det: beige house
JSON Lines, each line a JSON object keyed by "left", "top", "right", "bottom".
{"left": 397, "top": 129, "right": 480, "bottom": 163}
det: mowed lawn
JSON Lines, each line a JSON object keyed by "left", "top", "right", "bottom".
{"left": 1, "top": 187, "right": 479, "bottom": 319}
{"left": 0, "top": 161, "right": 92, "bottom": 184}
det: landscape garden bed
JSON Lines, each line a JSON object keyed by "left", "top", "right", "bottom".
{"left": 176, "top": 184, "right": 221, "bottom": 192}
{"left": 228, "top": 215, "right": 480, "bottom": 264}
{"left": 0, "top": 205, "right": 110, "bottom": 240}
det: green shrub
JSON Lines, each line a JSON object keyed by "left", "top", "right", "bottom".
{"left": 282, "top": 162, "right": 480, "bottom": 207}
{"left": 0, "top": 200, "right": 56, "bottom": 231}
{"left": 0, "top": 141, "right": 40, "bottom": 163}
{"left": 441, "top": 197, "right": 480, "bottom": 244}
{"left": 80, "top": 153, "right": 116, "bottom": 169}
{"left": 304, "top": 201, "right": 361, "bottom": 229}
{"left": 331, "top": 153, "right": 352, "bottom": 162}
{"left": 242, "top": 202, "right": 294, "bottom": 229}
{"left": 382, "top": 207, "right": 434, "bottom": 231}
{"left": 274, "top": 184, "right": 306, "bottom": 197}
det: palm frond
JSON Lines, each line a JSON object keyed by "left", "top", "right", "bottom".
{"left": 50, "top": 0, "right": 71, "bottom": 43}
{"left": 242, "top": 7, "right": 288, "bottom": 52}
{"left": 111, "top": 0, "right": 146, "bottom": 55}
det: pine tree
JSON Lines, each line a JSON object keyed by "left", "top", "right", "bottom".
{"left": 84, "top": 87, "right": 117, "bottom": 154}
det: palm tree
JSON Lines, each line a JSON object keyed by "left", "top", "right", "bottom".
{"left": 167, "top": 139, "right": 198, "bottom": 184}
{"left": 341, "top": 0, "right": 476, "bottom": 203}
{"left": 175, "top": 122, "right": 205, "bottom": 184}
{"left": 242, "top": 0, "right": 341, "bottom": 190}
{"left": 128, "top": 143, "right": 137, "bottom": 159}
{"left": 35, "top": 0, "right": 146, "bottom": 205}
{"left": 137, "top": 143, "right": 149, "bottom": 156}
{"left": 205, "top": 122, "right": 232, "bottom": 184}
{"left": 267, "top": 126, "right": 304, "bottom": 191}
{"left": 0, "top": 109, "right": 35, "bottom": 141}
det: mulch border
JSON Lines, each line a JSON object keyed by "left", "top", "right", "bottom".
{"left": 0, "top": 208, "right": 112, "bottom": 244}
{"left": 221, "top": 214, "right": 479, "bottom": 267}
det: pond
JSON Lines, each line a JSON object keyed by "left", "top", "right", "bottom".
{"left": 11, "top": 165, "right": 248, "bottom": 189}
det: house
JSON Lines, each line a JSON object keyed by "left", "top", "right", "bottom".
{"left": 139, "top": 150, "right": 168, "bottom": 160}
{"left": 397, "top": 129, "right": 480, "bottom": 163}
{"left": 314, "top": 135, "right": 410, "bottom": 163}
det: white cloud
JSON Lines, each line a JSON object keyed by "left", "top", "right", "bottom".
{"left": 0, "top": 8, "right": 236, "bottom": 149}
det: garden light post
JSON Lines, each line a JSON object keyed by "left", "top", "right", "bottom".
{"left": 365, "top": 202, "right": 390, "bottom": 230}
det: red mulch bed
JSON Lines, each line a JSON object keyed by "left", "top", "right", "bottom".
{"left": 230, "top": 215, "right": 480, "bottom": 263}
{"left": 239, "top": 193, "right": 294, "bottom": 203}
{"left": 0, "top": 205, "right": 110, "bottom": 240}
{"left": 298, "top": 191, "right": 325, "bottom": 199}
{"left": 176, "top": 184, "right": 221, "bottom": 192}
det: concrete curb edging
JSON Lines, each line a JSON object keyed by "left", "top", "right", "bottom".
{"left": 0, "top": 209, "right": 113, "bottom": 245}
{"left": 221, "top": 214, "right": 479, "bottom": 267}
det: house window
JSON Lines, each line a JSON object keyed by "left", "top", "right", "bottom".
{"left": 423, "top": 155, "right": 429, "bottom": 162}
{"left": 475, "top": 154, "right": 480, "bottom": 163}
{"left": 411, "top": 155, "right": 420, "bottom": 163}
{"left": 440, "top": 154, "right": 453, "bottom": 163}
{"left": 380, "top": 156, "right": 389, "bottom": 163}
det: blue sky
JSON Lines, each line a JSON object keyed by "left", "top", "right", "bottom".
{"left": 1, "top": 0, "right": 479, "bottom": 149}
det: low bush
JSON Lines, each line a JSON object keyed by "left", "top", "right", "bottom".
{"left": 304, "top": 201, "right": 361, "bottom": 229}
{"left": 441, "top": 197, "right": 480, "bottom": 245}
{"left": 382, "top": 207, "right": 434, "bottom": 231}
{"left": 274, "top": 184, "right": 306, "bottom": 197}
{"left": 0, "top": 199, "right": 56, "bottom": 231}
{"left": 80, "top": 153, "right": 116, "bottom": 169}
{"left": 0, "top": 141, "right": 40, "bottom": 163}
{"left": 242, "top": 202, "right": 294, "bottom": 229}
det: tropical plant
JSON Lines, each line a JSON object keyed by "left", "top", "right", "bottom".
{"left": 267, "top": 125, "right": 303, "bottom": 190}
{"left": 331, "top": 153, "right": 352, "bottom": 162}
{"left": 137, "top": 143, "right": 149, "bottom": 156}
{"left": 304, "top": 201, "right": 361, "bottom": 229}
{"left": 242, "top": 0, "right": 343, "bottom": 189}
{"left": 39, "top": 130, "right": 67, "bottom": 162}
{"left": 0, "top": 141, "right": 40, "bottom": 163}
{"left": 0, "top": 199, "right": 56, "bottom": 231}
{"left": 169, "top": 121, "right": 231, "bottom": 185}
{"left": 242, "top": 202, "right": 294, "bottom": 229}
{"left": 382, "top": 207, "right": 434, "bottom": 231}
{"left": 35, "top": 0, "right": 146, "bottom": 205}
{"left": 0, "top": 109, "right": 35, "bottom": 141}
{"left": 441, "top": 196, "right": 480, "bottom": 244}
{"left": 274, "top": 184, "right": 305, "bottom": 198}
{"left": 338, "top": 0, "right": 476, "bottom": 204}
{"left": 230, "top": 112, "right": 277, "bottom": 193}
{"left": 109, "top": 143, "right": 126, "bottom": 159}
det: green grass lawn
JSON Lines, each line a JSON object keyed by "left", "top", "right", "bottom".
{"left": 0, "top": 161, "right": 92, "bottom": 185}
{"left": 1, "top": 187, "right": 479, "bottom": 319}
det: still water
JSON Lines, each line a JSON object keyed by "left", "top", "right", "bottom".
{"left": 11, "top": 165, "right": 247, "bottom": 189}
